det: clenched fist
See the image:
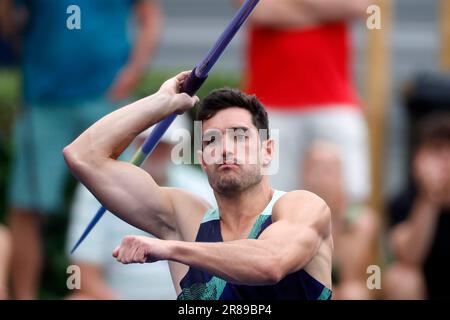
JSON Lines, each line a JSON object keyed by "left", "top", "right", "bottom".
{"left": 112, "top": 235, "right": 172, "bottom": 264}
{"left": 157, "top": 71, "right": 199, "bottom": 115}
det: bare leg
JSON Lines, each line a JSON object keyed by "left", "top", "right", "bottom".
{"left": 0, "top": 225, "right": 12, "bottom": 300}
{"left": 383, "top": 263, "right": 426, "bottom": 299}
{"left": 8, "top": 207, "right": 43, "bottom": 300}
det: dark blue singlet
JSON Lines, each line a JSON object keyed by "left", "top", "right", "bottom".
{"left": 178, "top": 190, "right": 332, "bottom": 300}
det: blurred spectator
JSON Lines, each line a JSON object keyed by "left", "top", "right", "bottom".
{"left": 243, "top": 0, "right": 372, "bottom": 205}
{"left": 385, "top": 114, "right": 450, "bottom": 300}
{"left": 0, "top": 224, "right": 12, "bottom": 300}
{"left": 302, "top": 140, "right": 379, "bottom": 299}
{"left": 66, "top": 115, "right": 216, "bottom": 300}
{"left": 7, "top": 0, "right": 162, "bottom": 299}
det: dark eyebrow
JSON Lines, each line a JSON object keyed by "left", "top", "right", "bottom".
{"left": 203, "top": 129, "right": 221, "bottom": 137}
{"left": 229, "top": 126, "right": 249, "bottom": 132}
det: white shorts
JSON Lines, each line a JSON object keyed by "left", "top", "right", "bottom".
{"left": 267, "top": 105, "right": 371, "bottom": 203}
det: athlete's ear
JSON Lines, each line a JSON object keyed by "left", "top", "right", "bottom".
{"left": 261, "top": 138, "right": 274, "bottom": 167}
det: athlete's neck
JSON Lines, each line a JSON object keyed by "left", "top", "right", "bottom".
{"left": 215, "top": 178, "right": 274, "bottom": 232}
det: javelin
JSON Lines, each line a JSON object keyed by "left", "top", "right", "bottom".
{"left": 70, "top": 0, "right": 261, "bottom": 254}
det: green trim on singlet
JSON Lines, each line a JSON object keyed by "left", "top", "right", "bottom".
{"left": 202, "top": 208, "right": 220, "bottom": 223}
{"left": 180, "top": 190, "right": 287, "bottom": 300}
{"left": 201, "top": 190, "right": 285, "bottom": 226}
{"left": 246, "top": 190, "right": 285, "bottom": 239}
{"left": 248, "top": 214, "right": 271, "bottom": 239}
{"left": 178, "top": 276, "right": 227, "bottom": 300}
{"left": 317, "top": 287, "right": 332, "bottom": 300}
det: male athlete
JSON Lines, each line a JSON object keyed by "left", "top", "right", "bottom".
{"left": 63, "top": 71, "right": 333, "bottom": 300}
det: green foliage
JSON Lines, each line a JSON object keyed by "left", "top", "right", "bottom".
{"left": 0, "top": 69, "right": 20, "bottom": 223}
{"left": 0, "top": 69, "right": 20, "bottom": 136}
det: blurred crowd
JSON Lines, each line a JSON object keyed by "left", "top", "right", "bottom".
{"left": 0, "top": 0, "right": 449, "bottom": 300}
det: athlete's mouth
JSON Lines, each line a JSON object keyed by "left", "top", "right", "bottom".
{"left": 218, "top": 161, "right": 239, "bottom": 170}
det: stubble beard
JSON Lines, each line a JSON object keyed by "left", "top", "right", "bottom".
{"left": 209, "top": 165, "right": 263, "bottom": 197}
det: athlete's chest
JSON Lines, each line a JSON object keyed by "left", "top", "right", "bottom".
{"left": 220, "top": 220, "right": 258, "bottom": 242}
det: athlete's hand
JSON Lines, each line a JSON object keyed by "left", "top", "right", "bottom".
{"left": 157, "top": 71, "right": 199, "bottom": 115}
{"left": 112, "top": 235, "right": 171, "bottom": 264}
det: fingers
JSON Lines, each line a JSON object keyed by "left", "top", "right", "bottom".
{"left": 161, "top": 70, "right": 192, "bottom": 94}
{"left": 112, "top": 246, "right": 120, "bottom": 258}
{"left": 175, "top": 71, "right": 193, "bottom": 94}
{"left": 174, "top": 93, "right": 200, "bottom": 115}
{"left": 113, "top": 236, "right": 149, "bottom": 264}
{"left": 193, "top": 95, "right": 200, "bottom": 104}
{"left": 175, "top": 70, "right": 192, "bottom": 84}
{"left": 158, "top": 70, "right": 199, "bottom": 114}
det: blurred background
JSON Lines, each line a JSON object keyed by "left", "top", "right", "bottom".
{"left": 0, "top": 0, "right": 449, "bottom": 300}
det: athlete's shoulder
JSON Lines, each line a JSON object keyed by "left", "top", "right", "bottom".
{"left": 276, "top": 190, "right": 328, "bottom": 208}
{"left": 272, "top": 190, "right": 331, "bottom": 225}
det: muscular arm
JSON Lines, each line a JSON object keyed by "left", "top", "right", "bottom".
{"left": 244, "top": 0, "right": 372, "bottom": 28}
{"left": 63, "top": 72, "right": 205, "bottom": 240}
{"left": 128, "top": 0, "right": 162, "bottom": 72}
{"left": 114, "top": 191, "right": 332, "bottom": 286}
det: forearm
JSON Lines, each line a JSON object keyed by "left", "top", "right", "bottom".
{"left": 64, "top": 72, "right": 197, "bottom": 240}
{"left": 127, "top": 1, "right": 163, "bottom": 72}
{"left": 64, "top": 93, "right": 173, "bottom": 165}
{"left": 250, "top": 0, "right": 313, "bottom": 28}
{"left": 167, "top": 239, "right": 290, "bottom": 286}
{"left": 162, "top": 195, "right": 328, "bottom": 286}
{"left": 113, "top": 192, "right": 329, "bottom": 286}
{"left": 299, "top": 0, "right": 372, "bottom": 23}
{"left": 391, "top": 198, "right": 440, "bottom": 265}
{"left": 249, "top": 0, "right": 371, "bottom": 28}
{"left": 63, "top": 94, "right": 178, "bottom": 237}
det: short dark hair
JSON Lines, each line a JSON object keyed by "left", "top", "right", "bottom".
{"left": 418, "top": 113, "right": 450, "bottom": 146}
{"left": 196, "top": 88, "right": 269, "bottom": 139}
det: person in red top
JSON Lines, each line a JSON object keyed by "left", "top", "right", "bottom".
{"left": 244, "top": 0, "right": 372, "bottom": 205}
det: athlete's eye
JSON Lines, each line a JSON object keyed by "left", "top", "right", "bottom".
{"left": 204, "top": 136, "right": 216, "bottom": 147}
{"left": 208, "top": 136, "right": 216, "bottom": 145}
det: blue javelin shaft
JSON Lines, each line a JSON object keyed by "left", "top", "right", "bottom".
{"left": 70, "top": 0, "right": 260, "bottom": 254}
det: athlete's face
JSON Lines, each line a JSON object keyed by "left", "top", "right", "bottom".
{"left": 198, "top": 107, "right": 273, "bottom": 196}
